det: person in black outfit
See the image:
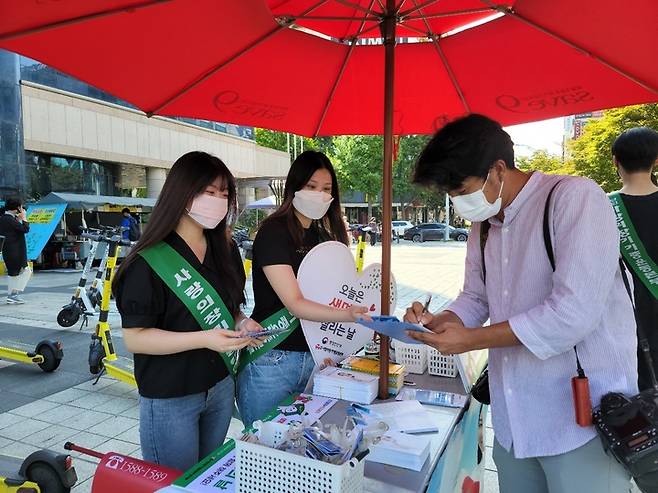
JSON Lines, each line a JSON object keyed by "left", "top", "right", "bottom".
{"left": 0, "top": 198, "right": 30, "bottom": 304}
{"left": 613, "top": 127, "right": 658, "bottom": 392}
{"left": 236, "top": 151, "right": 368, "bottom": 428}
{"left": 112, "top": 152, "right": 261, "bottom": 471}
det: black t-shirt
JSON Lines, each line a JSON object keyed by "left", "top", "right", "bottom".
{"left": 115, "top": 232, "right": 245, "bottom": 398}
{"left": 620, "top": 191, "right": 658, "bottom": 391}
{"left": 250, "top": 216, "right": 321, "bottom": 352}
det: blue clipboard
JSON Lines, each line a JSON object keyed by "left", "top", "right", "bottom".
{"left": 356, "top": 316, "right": 432, "bottom": 345}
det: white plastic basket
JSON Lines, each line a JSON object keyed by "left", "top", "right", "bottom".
{"left": 427, "top": 347, "right": 457, "bottom": 377}
{"left": 392, "top": 341, "right": 427, "bottom": 374}
{"left": 235, "top": 439, "right": 364, "bottom": 493}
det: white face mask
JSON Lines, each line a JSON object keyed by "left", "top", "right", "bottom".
{"left": 187, "top": 194, "right": 228, "bottom": 229}
{"left": 450, "top": 170, "right": 504, "bottom": 222}
{"left": 292, "top": 190, "right": 333, "bottom": 220}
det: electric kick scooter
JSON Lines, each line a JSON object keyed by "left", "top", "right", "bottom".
{"left": 0, "top": 236, "right": 63, "bottom": 372}
{"left": 0, "top": 450, "right": 77, "bottom": 493}
{"left": 56, "top": 229, "right": 108, "bottom": 329}
{"left": 87, "top": 228, "right": 136, "bottom": 387}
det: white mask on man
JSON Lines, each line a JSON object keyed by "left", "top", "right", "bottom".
{"left": 450, "top": 170, "right": 504, "bottom": 222}
{"left": 292, "top": 190, "right": 333, "bottom": 220}
{"left": 187, "top": 194, "right": 228, "bottom": 229}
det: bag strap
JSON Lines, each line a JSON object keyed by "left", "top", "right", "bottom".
{"left": 479, "top": 221, "right": 491, "bottom": 283}
{"left": 619, "top": 257, "right": 658, "bottom": 388}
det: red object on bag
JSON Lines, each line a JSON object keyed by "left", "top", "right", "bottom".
{"left": 65, "top": 443, "right": 181, "bottom": 493}
{"left": 572, "top": 376, "right": 593, "bottom": 427}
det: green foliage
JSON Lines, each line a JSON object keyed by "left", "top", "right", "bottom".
{"left": 569, "top": 104, "right": 658, "bottom": 192}
{"left": 329, "top": 135, "right": 384, "bottom": 202}
{"left": 255, "top": 128, "right": 289, "bottom": 153}
{"left": 516, "top": 150, "right": 575, "bottom": 176}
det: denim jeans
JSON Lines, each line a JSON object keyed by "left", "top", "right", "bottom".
{"left": 139, "top": 375, "right": 234, "bottom": 472}
{"left": 236, "top": 349, "right": 315, "bottom": 428}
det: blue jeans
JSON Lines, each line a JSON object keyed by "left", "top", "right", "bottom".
{"left": 237, "top": 349, "right": 315, "bottom": 428}
{"left": 139, "top": 375, "right": 234, "bottom": 471}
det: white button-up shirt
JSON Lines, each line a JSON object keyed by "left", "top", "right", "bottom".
{"left": 449, "top": 172, "right": 638, "bottom": 458}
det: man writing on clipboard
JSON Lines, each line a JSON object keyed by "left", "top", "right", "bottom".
{"left": 403, "top": 114, "right": 637, "bottom": 493}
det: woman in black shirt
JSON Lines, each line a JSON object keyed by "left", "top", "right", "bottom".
{"left": 0, "top": 198, "right": 30, "bottom": 304}
{"left": 113, "top": 152, "right": 260, "bottom": 471}
{"left": 237, "top": 151, "right": 368, "bottom": 427}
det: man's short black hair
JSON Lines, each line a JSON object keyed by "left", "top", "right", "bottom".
{"left": 413, "top": 114, "right": 515, "bottom": 192}
{"left": 122, "top": 207, "right": 130, "bottom": 214}
{"left": 612, "top": 127, "right": 658, "bottom": 173}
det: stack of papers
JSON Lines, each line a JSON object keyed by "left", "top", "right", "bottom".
{"left": 339, "top": 355, "right": 406, "bottom": 395}
{"left": 367, "top": 431, "right": 431, "bottom": 471}
{"left": 313, "top": 366, "right": 378, "bottom": 404}
{"left": 366, "top": 400, "right": 439, "bottom": 434}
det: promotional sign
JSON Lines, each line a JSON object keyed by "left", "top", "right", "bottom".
{"left": 24, "top": 204, "right": 67, "bottom": 260}
{"left": 427, "top": 399, "right": 487, "bottom": 493}
{"left": 297, "top": 241, "right": 397, "bottom": 366}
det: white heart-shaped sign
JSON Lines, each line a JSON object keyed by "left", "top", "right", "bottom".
{"left": 297, "top": 241, "right": 397, "bottom": 366}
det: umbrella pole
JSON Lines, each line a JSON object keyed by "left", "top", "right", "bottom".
{"left": 378, "top": 0, "right": 396, "bottom": 400}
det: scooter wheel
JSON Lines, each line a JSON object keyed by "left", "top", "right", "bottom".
{"left": 37, "top": 345, "right": 62, "bottom": 372}
{"left": 27, "top": 462, "right": 70, "bottom": 493}
{"left": 88, "top": 341, "right": 105, "bottom": 375}
{"left": 57, "top": 307, "right": 80, "bottom": 328}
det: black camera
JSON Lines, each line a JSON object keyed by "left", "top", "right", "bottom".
{"left": 594, "top": 389, "right": 658, "bottom": 488}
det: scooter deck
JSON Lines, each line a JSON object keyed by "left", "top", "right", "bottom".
{"left": 0, "top": 341, "right": 43, "bottom": 364}
{"left": 103, "top": 356, "right": 136, "bottom": 387}
{"left": 0, "top": 454, "right": 24, "bottom": 478}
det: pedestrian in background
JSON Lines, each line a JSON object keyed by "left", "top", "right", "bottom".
{"left": 0, "top": 198, "right": 31, "bottom": 304}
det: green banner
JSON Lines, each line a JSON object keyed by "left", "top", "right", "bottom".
{"left": 609, "top": 193, "right": 658, "bottom": 299}
{"left": 237, "top": 307, "right": 299, "bottom": 372}
{"left": 139, "top": 241, "right": 240, "bottom": 374}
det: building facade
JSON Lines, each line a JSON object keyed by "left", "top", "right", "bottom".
{"left": 0, "top": 50, "right": 289, "bottom": 206}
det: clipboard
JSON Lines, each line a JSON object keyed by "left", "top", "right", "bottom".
{"left": 356, "top": 316, "right": 432, "bottom": 345}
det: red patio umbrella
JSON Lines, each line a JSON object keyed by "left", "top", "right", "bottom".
{"left": 2, "top": 0, "right": 656, "bottom": 396}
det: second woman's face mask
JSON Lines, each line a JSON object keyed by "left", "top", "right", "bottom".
{"left": 187, "top": 194, "right": 228, "bottom": 229}
{"left": 292, "top": 190, "right": 334, "bottom": 220}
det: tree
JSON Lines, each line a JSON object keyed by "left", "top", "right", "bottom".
{"left": 329, "top": 135, "right": 383, "bottom": 219}
{"left": 516, "top": 150, "right": 575, "bottom": 175}
{"left": 254, "top": 128, "right": 289, "bottom": 153}
{"left": 569, "top": 104, "right": 658, "bottom": 192}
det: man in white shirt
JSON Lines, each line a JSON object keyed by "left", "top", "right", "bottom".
{"left": 405, "top": 114, "right": 637, "bottom": 492}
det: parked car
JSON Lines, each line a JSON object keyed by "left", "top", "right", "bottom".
{"left": 403, "top": 223, "right": 469, "bottom": 242}
{"left": 392, "top": 220, "right": 414, "bottom": 237}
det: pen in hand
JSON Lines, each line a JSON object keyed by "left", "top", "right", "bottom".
{"left": 418, "top": 293, "right": 432, "bottom": 323}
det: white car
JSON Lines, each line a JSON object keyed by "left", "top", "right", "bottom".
{"left": 392, "top": 220, "right": 414, "bottom": 237}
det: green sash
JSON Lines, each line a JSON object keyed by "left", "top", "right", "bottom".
{"left": 237, "top": 307, "right": 300, "bottom": 372}
{"left": 609, "top": 193, "right": 658, "bottom": 299}
{"left": 139, "top": 242, "right": 240, "bottom": 375}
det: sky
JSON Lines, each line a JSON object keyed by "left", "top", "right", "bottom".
{"left": 505, "top": 117, "right": 566, "bottom": 157}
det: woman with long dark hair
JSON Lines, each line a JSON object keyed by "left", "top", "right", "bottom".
{"left": 0, "top": 197, "right": 30, "bottom": 304}
{"left": 236, "top": 150, "right": 368, "bottom": 427}
{"left": 113, "top": 151, "right": 261, "bottom": 471}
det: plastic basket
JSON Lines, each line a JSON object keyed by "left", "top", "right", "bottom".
{"left": 235, "top": 439, "right": 364, "bottom": 493}
{"left": 427, "top": 347, "right": 457, "bottom": 377}
{"left": 392, "top": 341, "right": 427, "bottom": 374}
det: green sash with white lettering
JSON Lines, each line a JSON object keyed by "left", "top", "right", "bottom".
{"left": 609, "top": 193, "right": 658, "bottom": 299}
{"left": 237, "top": 307, "right": 300, "bottom": 372}
{"left": 139, "top": 241, "right": 240, "bottom": 375}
